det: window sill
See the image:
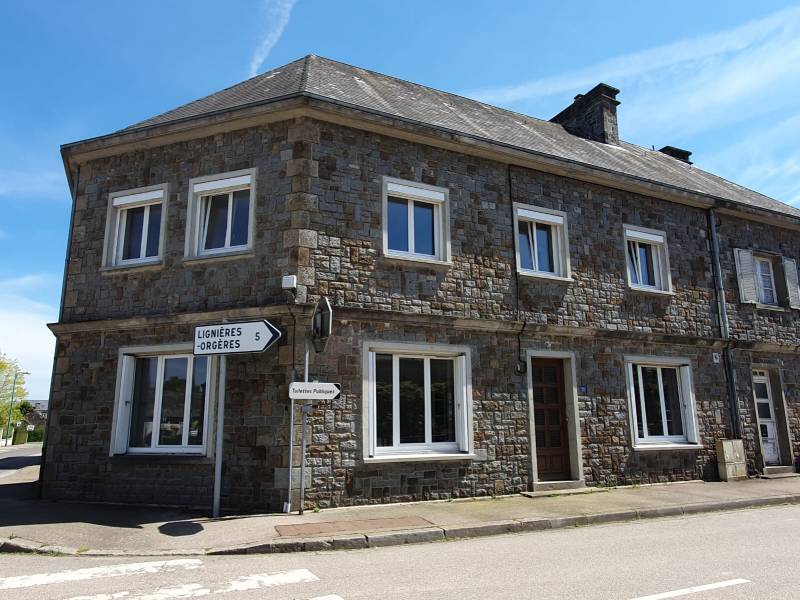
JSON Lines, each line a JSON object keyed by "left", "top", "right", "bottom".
{"left": 100, "top": 261, "right": 163, "bottom": 275}
{"left": 628, "top": 285, "right": 674, "bottom": 297}
{"left": 381, "top": 252, "right": 452, "bottom": 269}
{"left": 755, "top": 303, "right": 787, "bottom": 312}
{"left": 364, "top": 452, "right": 475, "bottom": 464}
{"left": 111, "top": 452, "right": 211, "bottom": 464}
{"left": 183, "top": 250, "right": 255, "bottom": 265}
{"left": 517, "top": 270, "right": 572, "bottom": 283}
{"left": 632, "top": 443, "right": 702, "bottom": 452}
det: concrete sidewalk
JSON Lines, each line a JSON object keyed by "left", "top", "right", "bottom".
{"left": 1, "top": 476, "right": 799, "bottom": 557}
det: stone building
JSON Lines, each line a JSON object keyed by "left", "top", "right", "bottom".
{"left": 44, "top": 55, "right": 799, "bottom": 512}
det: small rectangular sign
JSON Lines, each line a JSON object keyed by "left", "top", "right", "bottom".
{"left": 194, "top": 320, "right": 281, "bottom": 355}
{"left": 289, "top": 382, "right": 341, "bottom": 401}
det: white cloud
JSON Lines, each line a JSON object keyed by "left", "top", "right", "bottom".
{"left": 0, "top": 168, "right": 67, "bottom": 201}
{"left": 465, "top": 5, "right": 800, "bottom": 142}
{"left": 0, "top": 295, "right": 57, "bottom": 401}
{"left": 700, "top": 113, "right": 800, "bottom": 207}
{"left": 248, "top": 0, "right": 297, "bottom": 78}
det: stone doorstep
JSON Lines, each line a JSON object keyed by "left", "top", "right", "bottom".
{"left": 3, "top": 493, "right": 800, "bottom": 558}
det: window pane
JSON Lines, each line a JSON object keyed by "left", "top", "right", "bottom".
{"left": 399, "top": 358, "right": 425, "bottom": 444}
{"left": 203, "top": 194, "right": 229, "bottom": 250}
{"left": 626, "top": 241, "right": 639, "bottom": 285}
{"left": 158, "top": 357, "right": 188, "bottom": 446}
{"left": 753, "top": 382, "right": 769, "bottom": 400}
{"left": 535, "top": 223, "right": 555, "bottom": 272}
{"left": 518, "top": 222, "right": 534, "bottom": 270}
{"left": 230, "top": 189, "right": 250, "bottom": 247}
{"left": 122, "top": 206, "right": 145, "bottom": 260}
{"left": 430, "top": 359, "right": 456, "bottom": 443}
{"left": 375, "top": 354, "right": 393, "bottom": 447}
{"left": 639, "top": 243, "right": 655, "bottom": 286}
{"left": 757, "top": 402, "right": 772, "bottom": 419}
{"left": 632, "top": 369, "right": 644, "bottom": 438}
{"left": 758, "top": 260, "right": 776, "bottom": 304}
{"left": 128, "top": 357, "right": 157, "bottom": 448}
{"left": 145, "top": 204, "right": 161, "bottom": 257}
{"left": 387, "top": 197, "right": 409, "bottom": 252}
{"left": 640, "top": 367, "right": 664, "bottom": 436}
{"left": 413, "top": 201, "right": 435, "bottom": 256}
{"left": 661, "top": 368, "right": 684, "bottom": 436}
{"left": 188, "top": 357, "right": 207, "bottom": 446}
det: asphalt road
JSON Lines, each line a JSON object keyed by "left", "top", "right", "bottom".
{"left": 0, "top": 503, "right": 797, "bottom": 600}
{"left": 0, "top": 443, "right": 42, "bottom": 480}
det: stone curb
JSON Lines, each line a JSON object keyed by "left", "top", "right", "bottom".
{"left": 2, "top": 493, "right": 798, "bottom": 557}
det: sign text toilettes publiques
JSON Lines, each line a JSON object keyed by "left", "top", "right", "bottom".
{"left": 194, "top": 320, "right": 281, "bottom": 355}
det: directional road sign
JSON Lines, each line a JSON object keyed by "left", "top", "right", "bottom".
{"left": 194, "top": 320, "right": 281, "bottom": 355}
{"left": 289, "top": 382, "right": 341, "bottom": 401}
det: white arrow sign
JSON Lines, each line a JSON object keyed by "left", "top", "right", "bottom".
{"left": 194, "top": 320, "right": 281, "bottom": 355}
{"left": 289, "top": 382, "right": 341, "bottom": 401}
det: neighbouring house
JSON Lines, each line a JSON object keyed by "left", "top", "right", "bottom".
{"left": 43, "top": 55, "right": 799, "bottom": 512}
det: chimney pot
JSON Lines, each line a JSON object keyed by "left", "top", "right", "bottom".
{"left": 551, "top": 83, "right": 620, "bottom": 145}
{"left": 659, "top": 146, "right": 692, "bottom": 164}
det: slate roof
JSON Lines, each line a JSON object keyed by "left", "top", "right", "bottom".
{"left": 120, "top": 55, "right": 799, "bottom": 219}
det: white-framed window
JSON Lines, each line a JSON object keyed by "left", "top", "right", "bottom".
{"left": 364, "top": 342, "right": 472, "bottom": 459}
{"left": 513, "top": 203, "right": 570, "bottom": 279}
{"left": 734, "top": 248, "right": 800, "bottom": 309}
{"left": 624, "top": 356, "right": 699, "bottom": 448}
{"left": 623, "top": 225, "right": 672, "bottom": 292}
{"left": 103, "top": 184, "right": 167, "bottom": 268}
{"left": 382, "top": 177, "right": 450, "bottom": 264}
{"left": 112, "top": 349, "right": 212, "bottom": 455}
{"left": 185, "top": 169, "right": 256, "bottom": 258}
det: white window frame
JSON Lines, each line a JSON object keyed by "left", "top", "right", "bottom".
{"left": 362, "top": 341, "right": 473, "bottom": 462}
{"left": 185, "top": 168, "right": 257, "bottom": 259}
{"left": 512, "top": 203, "right": 571, "bottom": 280}
{"left": 755, "top": 256, "right": 778, "bottom": 306}
{"left": 102, "top": 184, "right": 168, "bottom": 268}
{"left": 623, "top": 225, "right": 673, "bottom": 293}
{"left": 381, "top": 177, "right": 451, "bottom": 265}
{"left": 624, "top": 355, "right": 700, "bottom": 450}
{"left": 110, "top": 344, "right": 214, "bottom": 456}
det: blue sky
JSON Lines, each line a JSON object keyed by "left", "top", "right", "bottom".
{"left": 1, "top": 0, "right": 799, "bottom": 398}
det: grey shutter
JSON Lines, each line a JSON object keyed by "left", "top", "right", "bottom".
{"left": 734, "top": 248, "right": 758, "bottom": 304}
{"left": 782, "top": 257, "right": 800, "bottom": 309}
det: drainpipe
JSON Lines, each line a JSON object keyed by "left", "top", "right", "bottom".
{"left": 39, "top": 163, "right": 80, "bottom": 497}
{"left": 708, "top": 208, "right": 740, "bottom": 438}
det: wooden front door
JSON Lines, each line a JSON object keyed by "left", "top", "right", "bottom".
{"left": 531, "top": 358, "right": 570, "bottom": 481}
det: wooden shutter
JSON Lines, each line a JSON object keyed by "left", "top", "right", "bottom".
{"left": 782, "top": 257, "right": 800, "bottom": 309}
{"left": 112, "top": 355, "right": 135, "bottom": 454}
{"left": 734, "top": 248, "right": 758, "bottom": 304}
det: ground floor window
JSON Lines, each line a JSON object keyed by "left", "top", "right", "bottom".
{"left": 366, "top": 343, "right": 472, "bottom": 458}
{"left": 625, "top": 357, "right": 698, "bottom": 447}
{"left": 113, "top": 351, "right": 210, "bottom": 454}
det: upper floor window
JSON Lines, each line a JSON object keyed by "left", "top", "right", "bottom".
{"left": 513, "top": 203, "right": 570, "bottom": 280}
{"left": 382, "top": 177, "right": 450, "bottom": 264}
{"left": 112, "top": 349, "right": 210, "bottom": 454}
{"left": 185, "top": 169, "right": 256, "bottom": 259}
{"left": 624, "top": 225, "right": 672, "bottom": 293}
{"left": 625, "top": 356, "right": 699, "bottom": 448}
{"left": 103, "top": 184, "right": 167, "bottom": 268}
{"left": 734, "top": 248, "right": 800, "bottom": 309}
{"left": 364, "top": 342, "right": 472, "bottom": 460}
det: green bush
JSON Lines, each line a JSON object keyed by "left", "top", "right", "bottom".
{"left": 26, "top": 429, "right": 43, "bottom": 442}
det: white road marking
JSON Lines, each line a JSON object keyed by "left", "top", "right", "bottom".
{"left": 0, "top": 559, "right": 203, "bottom": 590}
{"left": 309, "top": 596, "right": 345, "bottom": 600}
{"left": 64, "top": 569, "right": 320, "bottom": 600}
{"left": 630, "top": 578, "right": 751, "bottom": 600}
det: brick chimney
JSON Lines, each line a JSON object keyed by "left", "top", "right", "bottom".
{"left": 551, "top": 83, "right": 620, "bottom": 145}
{"left": 659, "top": 146, "right": 692, "bottom": 164}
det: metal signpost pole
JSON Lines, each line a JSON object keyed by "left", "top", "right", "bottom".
{"left": 285, "top": 367, "right": 296, "bottom": 513}
{"left": 212, "top": 355, "right": 226, "bottom": 518}
{"left": 299, "top": 335, "right": 310, "bottom": 515}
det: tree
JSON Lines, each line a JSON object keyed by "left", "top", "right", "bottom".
{"left": 0, "top": 352, "right": 29, "bottom": 440}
